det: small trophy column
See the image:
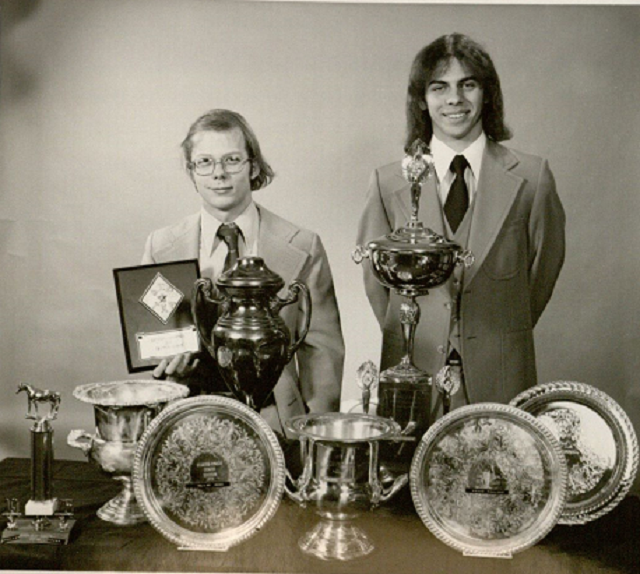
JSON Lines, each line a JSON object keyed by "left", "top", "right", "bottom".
{"left": 1, "top": 384, "right": 75, "bottom": 545}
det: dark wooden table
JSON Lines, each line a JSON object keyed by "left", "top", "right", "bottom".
{"left": 0, "top": 458, "right": 638, "bottom": 573}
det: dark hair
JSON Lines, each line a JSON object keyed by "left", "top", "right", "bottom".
{"left": 405, "top": 33, "right": 512, "bottom": 150}
{"left": 181, "top": 109, "right": 275, "bottom": 190}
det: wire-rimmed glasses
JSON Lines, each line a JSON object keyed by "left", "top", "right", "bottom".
{"left": 188, "top": 154, "right": 250, "bottom": 176}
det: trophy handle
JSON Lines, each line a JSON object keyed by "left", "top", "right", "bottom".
{"left": 67, "top": 429, "right": 93, "bottom": 456}
{"left": 283, "top": 469, "right": 305, "bottom": 505}
{"left": 351, "top": 245, "right": 370, "bottom": 265}
{"left": 275, "top": 281, "right": 312, "bottom": 361}
{"left": 379, "top": 472, "right": 409, "bottom": 502}
{"left": 456, "top": 249, "right": 475, "bottom": 268}
{"left": 191, "top": 278, "right": 223, "bottom": 351}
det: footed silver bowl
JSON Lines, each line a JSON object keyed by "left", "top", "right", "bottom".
{"left": 285, "top": 412, "right": 407, "bottom": 561}
{"left": 67, "top": 380, "right": 188, "bottom": 525}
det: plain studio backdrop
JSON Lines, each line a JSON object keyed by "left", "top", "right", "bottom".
{"left": 1, "top": 1, "right": 639, "bottom": 493}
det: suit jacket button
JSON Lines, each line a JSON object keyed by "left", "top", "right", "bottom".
{"left": 437, "top": 345, "right": 446, "bottom": 354}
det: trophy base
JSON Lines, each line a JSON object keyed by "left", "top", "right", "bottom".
{"left": 299, "top": 519, "right": 374, "bottom": 561}
{"left": 25, "top": 498, "right": 57, "bottom": 516}
{"left": 378, "top": 368, "right": 432, "bottom": 471}
{"left": 97, "top": 475, "right": 146, "bottom": 526}
{"left": 379, "top": 362, "right": 431, "bottom": 386}
{"left": 1, "top": 517, "right": 75, "bottom": 545}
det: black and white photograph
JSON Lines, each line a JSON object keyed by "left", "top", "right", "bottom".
{"left": 1, "top": 1, "right": 639, "bottom": 572}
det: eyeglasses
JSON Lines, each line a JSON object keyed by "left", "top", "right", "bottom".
{"left": 188, "top": 154, "right": 250, "bottom": 176}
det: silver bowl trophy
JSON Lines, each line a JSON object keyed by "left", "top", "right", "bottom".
{"left": 2, "top": 384, "right": 75, "bottom": 545}
{"left": 353, "top": 139, "right": 473, "bottom": 469}
{"left": 67, "top": 379, "right": 189, "bottom": 525}
{"left": 285, "top": 412, "right": 408, "bottom": 561}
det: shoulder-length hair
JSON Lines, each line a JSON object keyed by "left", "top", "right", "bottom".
{"left": 405, "top": 33, "right": 512, "bottom": 150}
{"left": 181, "top": 109, "right": 275, "bottom": 191}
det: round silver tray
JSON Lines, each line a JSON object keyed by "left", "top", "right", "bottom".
{"left": 132, "top": 395, "right": 285, "bottom": 551}
{"left": 510, "top": 381, "right": 639, "bottom": 525}
{"left": 410, "top": 403, "right": 567, "bottom": 558}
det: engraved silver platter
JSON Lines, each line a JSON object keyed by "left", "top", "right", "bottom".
{"left": 510, "top": 381, "right": 639, "bottom": 525}
{"left": 132, "top": 395, "right": 285, "bottom": 551}
{"left": 410, "top": 403, "right": 567, "bottom": 558}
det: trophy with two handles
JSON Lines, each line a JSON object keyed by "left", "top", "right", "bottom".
{"left": 353, "top": 140, "right": 474, "bottom": 472}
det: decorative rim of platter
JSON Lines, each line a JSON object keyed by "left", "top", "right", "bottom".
{"left": 510, "top": 380, "right": 639, "bottom": 525}
{"left": 410, "top": 403, "right": 567, "bottom": 558}
{"left": 132, "top": 395, "right": 285, "bottom": 551}
{"left": 73, "top": 380, "right": 189, "bottom": 407}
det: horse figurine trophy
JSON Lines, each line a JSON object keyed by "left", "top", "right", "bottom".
{"left": 2, "top": 384, "right": 75, "bottom": 544}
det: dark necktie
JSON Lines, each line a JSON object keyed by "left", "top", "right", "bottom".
{"left": 445, "top": 155, "right": 469, "bottom": 233}
{"left": 217, "top": 222, "right": 241, "bottom": 272}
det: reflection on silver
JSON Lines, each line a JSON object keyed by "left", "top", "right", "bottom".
{"left": 67, "top": 380, "right": 188, "bottom": 525}
{"left": 410, "top": 403, "right": 567, "bottom": 558}
{"left": 133, "top": 396, "right": 285, "bottom": 551}
{"left": 285, "top": 413, "right": 408, "bottom": 561}
{"left": 510, "top": 380, "right": 639, "bottom": 524}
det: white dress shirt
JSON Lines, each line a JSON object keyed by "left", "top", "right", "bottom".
{"left": 430, "top": 132, "right": 486, "bottom": 206}
{"left": 199, "top": 202, "right": 260, "bottom": 281}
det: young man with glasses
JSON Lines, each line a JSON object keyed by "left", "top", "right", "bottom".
{"left": 142, "top": 109, "right": 344, "bottom": 436}
{"left": 356, "top": 34, "right": 565, "bottom": 420}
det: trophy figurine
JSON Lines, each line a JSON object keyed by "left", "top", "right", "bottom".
{"left": 1, "top": 384, "right": 75, "bottom": 544}
{"left": 353, "top": 140, "right": 473, "bottom": 468}
{"left": 353, "top": 360, "right": 379, "bottom": 415}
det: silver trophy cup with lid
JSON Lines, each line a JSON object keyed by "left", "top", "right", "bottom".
{"left": 353, "top": 140, "right": 473, "bottom": 468}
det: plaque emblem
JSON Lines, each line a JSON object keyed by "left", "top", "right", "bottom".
{"left": 140, "top": 273, "right": 184, "bottom": 324}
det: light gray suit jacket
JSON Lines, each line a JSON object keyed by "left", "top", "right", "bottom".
{"left": 357, "top": 140, "right": 565, "bottom": 404}
{"left": 142, "top": 204, "right": 345, "bottom": 435}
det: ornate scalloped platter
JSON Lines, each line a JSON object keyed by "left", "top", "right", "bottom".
{"left": 410, "top": 403, "right": 567, "bottom": 558}
{"left": 510, "top": 381, "right": 638, "bottom": 525}
{"left": 132, "top": 395, "right": 285, "bottom": 551}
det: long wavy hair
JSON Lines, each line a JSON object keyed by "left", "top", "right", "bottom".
{"left": 405, "top": 33, "right": 512, "bottom": 150}
{"left": 181, "top": 109, "right": 275, "bottom": 191}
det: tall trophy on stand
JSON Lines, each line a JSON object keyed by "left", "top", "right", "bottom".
{"left": 2, "top": 384, "right": 75, "bottom": 544}
{"left": 353, "top": 140, "right": 474, "bottom": 471}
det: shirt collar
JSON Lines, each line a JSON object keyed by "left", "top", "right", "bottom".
{"left": 200, "top": 201, "right": 259, "bottom": 255}
{"left": 430, "top": 132, "right": 486, "bottom": 182}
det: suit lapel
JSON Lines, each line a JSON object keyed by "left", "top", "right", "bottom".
{"left": 257, "top": 206, "right": 308, "bottom": 286}
{"left": 154, "top": 212, "right": 201, "bottom": 262}
{"left": 464, "top": 142, "right": 522, "bottom": 287}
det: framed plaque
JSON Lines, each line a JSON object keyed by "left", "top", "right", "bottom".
{"left": 113, "top": 260, "right": 201, "bottom": 372}
{"left": 511, "top": 381, "right": 639, "bottom": 525}
{"left": 410, "top": 403, "right": 567, "bottom": 558}
{"left": 132, "top": 395, "right": 285, "bottom": 551}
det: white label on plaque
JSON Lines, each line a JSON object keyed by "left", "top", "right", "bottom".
{"left": 139, "top": 272, "right": 184, "bottom": 324}
{"left": 137, "top": 326, "right": 200, "bottom": 360}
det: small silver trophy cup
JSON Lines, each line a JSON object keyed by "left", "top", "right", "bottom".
{"left": 285, "top": 413, "right": 408, "bottom": 561}
{"left": 1, "top": 384, "right": 75, "bottom": 544}
{"left": 353, "top": 140, "right": 473, "bottom": 468}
